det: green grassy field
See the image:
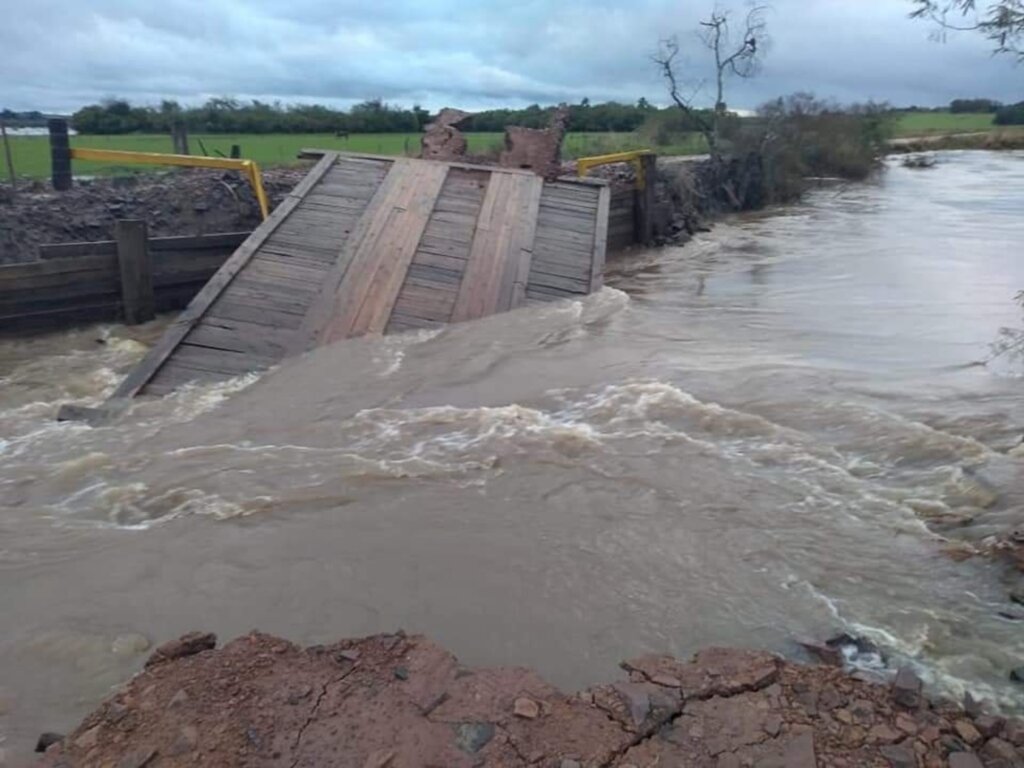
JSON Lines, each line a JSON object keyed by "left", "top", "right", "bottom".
{"left": 0, "top": 114, "right": 1009, "bottom": 180}
{"left": 1, "top": 130, "right": 707, "bottom": 180}
{"left": 891, "top": 111, "right": 996, "bottom": 137}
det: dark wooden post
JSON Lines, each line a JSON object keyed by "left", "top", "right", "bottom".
{"left": 1, "top": 120, "right": 15, "bottom": 193}
{"left": 171, "top": 123, "right": 190, "bottom": 155}
{"left": 634, "top": 152, "right": 657, "bottom": 246}
{"left": 115, "top": 220, "right": 155, "bottom": 324}
{"left": 48, "top": 118, "right": 72, "bottom": 191}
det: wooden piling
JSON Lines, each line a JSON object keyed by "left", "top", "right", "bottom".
{"left": 1, "top": 120, "right": 15, "bottom": 192}
{"left": 171, "top": 123, "right": 190, "bottom": 155}
{"left": 115, "top": 220, "right": 155, "bottom": 324}
{"left": 634, "top": 152, "right": 657, "bottom": 246}
{"left": 48, "top": 119, "right": 72, "bottom": 191}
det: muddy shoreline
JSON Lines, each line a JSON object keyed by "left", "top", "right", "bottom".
{"left": 31, "top": 630, "right": 1024, "bottom": 767}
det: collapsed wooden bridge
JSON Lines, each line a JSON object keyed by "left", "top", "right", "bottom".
{"left": 63, "top": 150, "right": 609, "bottom": 416}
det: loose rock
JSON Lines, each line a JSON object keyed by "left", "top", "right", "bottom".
{"left": 974, "top": 713, "right": 1005, "bottom": 739}
{"left": 34, "top": 733, "right": 63, "bottom": 753}
{"left": 980, "top": 737, "right": 1020, "bottom": 763}
{"left": 144, "top": 632, "right": 216, "bottom": 668}
{"left": 891, "top": 667, "right": 922, "bottom": 709}
{"left": 879, "top": 741, "right": 916, "bottom": 768}
{"left": 948, "top": 754, "right": 984, "bottom": 768}
{"left": 453, "top": 722, "right": 494, "bottom": 754}
{"left": 513, "top": 697, "right": 540, "bottom": 719}
{"left": 953, "top": 719, "right": 983, "bottom": 745}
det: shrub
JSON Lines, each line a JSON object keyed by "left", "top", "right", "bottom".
{"left": 994, "top": 102, "right": 1024, "bottom": 125}
{"left": 729, "top": 93, "right": 894, "bottom": 203}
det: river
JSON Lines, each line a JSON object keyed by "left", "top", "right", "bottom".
{"left": 1, "top": 150, "right": 1022, "bottom": 761}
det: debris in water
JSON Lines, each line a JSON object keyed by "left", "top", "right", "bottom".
{"left": 902, "top": 154, "right": 938, "bottom": 169}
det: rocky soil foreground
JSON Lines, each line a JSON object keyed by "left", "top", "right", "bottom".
{"left": 34, "top": 631, "right": 1024, "bottom": 768}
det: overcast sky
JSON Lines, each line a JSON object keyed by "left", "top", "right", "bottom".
{"left": 2, "top": 0, "right": 1020, "bottom": 114}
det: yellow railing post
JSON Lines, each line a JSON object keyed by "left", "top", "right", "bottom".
{"left": 68, "top": 148, "right": 270, "bottom": 220}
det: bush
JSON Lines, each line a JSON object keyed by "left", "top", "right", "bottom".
{"left": 731, "top": 93, "right": 894, "bottom": 203}
{"left": 994, "top": 102, "right": 1024, "bottom": 125}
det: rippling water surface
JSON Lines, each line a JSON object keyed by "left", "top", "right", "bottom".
{"left": 1, "top": 151, "right": 1023, "bottom": 760}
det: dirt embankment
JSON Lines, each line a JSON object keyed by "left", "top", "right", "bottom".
{"left": 0, "top": 168, "right": 308, "bottom": 265}
{"left": 33, "top": 630, "right": 1024, "bottom": 768}
{"left": 887, "top": 131, "right": 1024, "bottom": 154}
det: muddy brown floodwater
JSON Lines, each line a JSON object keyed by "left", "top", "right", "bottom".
{"left": 1, "top": 151, "right": 1022, "bottom": 763}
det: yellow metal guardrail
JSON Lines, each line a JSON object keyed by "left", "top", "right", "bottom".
{"left": 576, "top": 149, "right": 655, "bottom": 190}
{"left": 69, "top": 148, "right": 270, "bottom": 220}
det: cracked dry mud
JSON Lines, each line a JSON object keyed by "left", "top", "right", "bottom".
{"left": 33, "top": 631, "right": 1024, "bottom": 768}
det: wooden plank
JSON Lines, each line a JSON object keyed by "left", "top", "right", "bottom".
{"left": 115, "top": 151, "right": 340, "bottom": 399}
{"left": 591, "top": 184, "right": 610, "bottom": 291}
{"left": 451, "top": 173, "right": 543, "bottom": 322}
{"left": 527, "top": 271, "right": 589, "bottom": 294}
{"left": 0, "top": 274, "right": 118, "bottom": 300}
{"left": 526, "top": 284, "right": 579, "bottom": 300}
{"left": 536, "top": 212, "right": 596, "bottom": 236}
{"left": 185, "top": 321, "right": 294, "bottom": 358}
{"left": 320, "top": 159, "right": 450, "bottom": 341}
{"left": 38, "top": 241, "right": 117, "bottom": 259}
{"left": 149, "top": 232, "right": 250, "bottom": 251}
{"left": 406, "top": 263, "right": 462, "bottom": 287}
{"left": 388, "top": 315, "right": 444, "bottom": 332}
{"left": 503, "top": 176, "right": 544, "bottom": 310}
{"left": 173, "top": 342, "right": 277, "bottom": 374}
{"left": 37, "top": 232, "right": 249, "bottom": 259}
{"left": 299, "top": 148, "right": 540, "bottom": 178}
{"left": 528, "top": 259, "right": 591, "bottom": 281}
{"left": 0, "top": 253, "right": 115, "bottom": 279}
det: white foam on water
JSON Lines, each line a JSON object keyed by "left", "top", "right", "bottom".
{"left": 373, "top": 327, "right": 444, "bottom": 377}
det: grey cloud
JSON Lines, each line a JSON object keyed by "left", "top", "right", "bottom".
{"left": 1, "top": 0, "right": 1020, "bottom": 113}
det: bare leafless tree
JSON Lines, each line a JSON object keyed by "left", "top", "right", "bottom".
{"left": 910, "top": 0, "right": 1024, "bottom": 61}
{"left": 654, "top": 5, "right": 768, "bottom": 157}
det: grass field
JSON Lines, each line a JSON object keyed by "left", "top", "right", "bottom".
{"left": 891, "top": 111, "right": 996, "bottom": 137}
{"left": 0, "top": 130, "right": 710, "bottom": 180}
{"left": 5, "top": 114, "right": 1001, "bottom": 180}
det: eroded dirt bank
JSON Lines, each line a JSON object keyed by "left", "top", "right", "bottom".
{"left": 0, "top": 168, "right": 308, "bottom": 264}
{"left": 34, "top": 631, "right": 1024, "bottom": 768}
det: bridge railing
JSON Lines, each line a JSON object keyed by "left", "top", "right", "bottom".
{"left": 576, "top": 150, "right": 657, "bottom": 248}
{"left": 46, "top": 119, "right": 270, "bottom": 220}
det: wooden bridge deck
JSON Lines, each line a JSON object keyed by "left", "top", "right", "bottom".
{"left": 104, "top": 151, "right": 609, "bottom": 401}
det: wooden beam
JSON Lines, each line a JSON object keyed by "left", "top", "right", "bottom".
{"left": 1, "top": 119, "right": 15, "bottom": 192}
{"left": 452, "top": 173, "right": 544, "bottom": 322}
{"left": 634, "top": 152, "right": 657, "bottom": 246}
{"left": 115, "top": 220, "right": 155, "bottom": 325}
{"left": 304, "top": 159, "right": 449, "bottom": 345}
{"left": 591, "top": 184, "right": 610, "bottom": 291}
{"left": 48, "top": 119, "right": 71, "bottom": 192}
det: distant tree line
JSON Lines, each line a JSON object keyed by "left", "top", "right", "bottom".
{"left": 949, "top": 98, "right": 1002, "bottom": 113}
{"left": 66, "top": 97, "right": 709, "bottom": 135}
{"left": 0, "top": 109, "right": 51, "bottom": 127}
